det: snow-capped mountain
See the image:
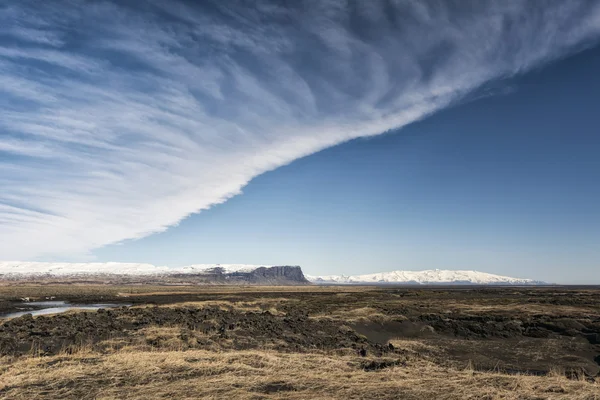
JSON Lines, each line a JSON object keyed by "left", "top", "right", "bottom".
{"left": 306, "top": 269, "right": 545, "bottom": 285}
{"left": 0, "top": 262, "right": 267, "bottom": 277}
{"left": 0, "top": 262, "right": 308, "bottom": 285}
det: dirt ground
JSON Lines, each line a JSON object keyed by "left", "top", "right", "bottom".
{"left": 0, "top": 285, "right": 599, "bottom": 399}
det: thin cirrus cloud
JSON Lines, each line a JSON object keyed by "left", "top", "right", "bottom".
{"left": 0, "top": 0, "right": 599, "bottom": 260}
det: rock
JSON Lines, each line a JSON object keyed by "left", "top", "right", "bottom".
{"left": 420, "top": 325, "right": 435, "bottom": 334}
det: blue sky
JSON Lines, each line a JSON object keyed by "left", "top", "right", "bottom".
{"left": 1, "top": 1, "right": 600, "bottom": 283}
{"left": 95, "top": 46, "right": 600, "bottom": 283}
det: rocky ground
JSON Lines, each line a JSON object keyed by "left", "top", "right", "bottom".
{"left": 0, "top": 286, "right": 599, "bottom": 398}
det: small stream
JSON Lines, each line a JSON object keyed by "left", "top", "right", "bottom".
{"left": 1, "top": 301, "right": 130, "bottom": 319}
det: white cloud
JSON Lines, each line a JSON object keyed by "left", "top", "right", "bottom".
{"left": 0, "top": 0, "right": 599, "bottom": 260}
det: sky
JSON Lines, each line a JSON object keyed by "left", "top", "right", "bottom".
{"left": 1, "top": 1, "right": 600, "bottom": 283}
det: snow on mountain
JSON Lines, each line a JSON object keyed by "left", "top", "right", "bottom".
{"left": 306, "top": 269, "right": 544, "bottom": 285}
{"left": 176, "top": 264, "right": 264, "bottom": 274}
{"left": 0, "top": 263, "right": 544, "bottom": 285}
{"left": 0, "top": 262, "right": 269, "bottom": 277}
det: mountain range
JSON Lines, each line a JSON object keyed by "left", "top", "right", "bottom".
{"left": 0, "top": 263, "right": 308, "bottom": 285}
{"left": 306, "top": 269, "right": 546, "bottom": 285}
{"left": 0, "top": 262, "right": 545, "bottom": 285}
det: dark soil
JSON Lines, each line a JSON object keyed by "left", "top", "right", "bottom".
{"left": 0, "top": 306, "right": 386, "bottom": 356}
{"left": 360, "top": 358, "right": 406, "bottom": 371}
{"left": 0, "top": 286, "right": 599, "bottom": 378}
{"left": 254, "top": 381, "right": 298, "bottom": 394}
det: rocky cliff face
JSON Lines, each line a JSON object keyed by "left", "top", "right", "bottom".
{"left": 166, "top": 266, "right": 309, "bottom": 285}
{"left": 249, "top": 266, "right": 308, "bottom": 284}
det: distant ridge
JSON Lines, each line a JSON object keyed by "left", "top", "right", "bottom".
{"left": 0, "top": 262, "right": 308, "bottom": 285}
{"left": 306, "top": 269, "right": 546, "bottom": 285}
{"left": 0, "top": 263, "right": 545, "bottom": 286}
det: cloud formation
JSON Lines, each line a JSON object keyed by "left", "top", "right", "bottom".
{"left": 1, "top": 0, "right": 599, "bottom": 260}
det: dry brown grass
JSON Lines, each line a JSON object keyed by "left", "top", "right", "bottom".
{"left": 311, "top": 306, "right": 399, "bottom": 323}
{"left": 1, "top": 286, "right": 599, "bottom": 399}
{"left": 0, "top": 347, "right": 598, "bottom": 400}
{"left": 153, "top": 298, "right": 296, "bottom": 314}
{"left": 441, "top": 301, "right": 600, "bottom": 317}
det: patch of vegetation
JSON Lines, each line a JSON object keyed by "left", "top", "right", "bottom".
{"left": 0, "top": 286, "right": 599, "bottom": 398}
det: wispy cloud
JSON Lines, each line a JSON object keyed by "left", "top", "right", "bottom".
{"left": 1, "top": 0, "right": 599, "bottom": 260}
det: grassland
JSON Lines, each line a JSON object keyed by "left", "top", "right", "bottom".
{"left": 2, "top": 346, "right": 599, "bottom": 399}
{"left": 0, "top": 285, "right": 598, "bottom": 399}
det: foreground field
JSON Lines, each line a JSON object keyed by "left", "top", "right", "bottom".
{"left": 0, "top": 286, "right": 599, "bottom": 399}
{"left": 2, "top": 347, "right": 599, "bottom": 400}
